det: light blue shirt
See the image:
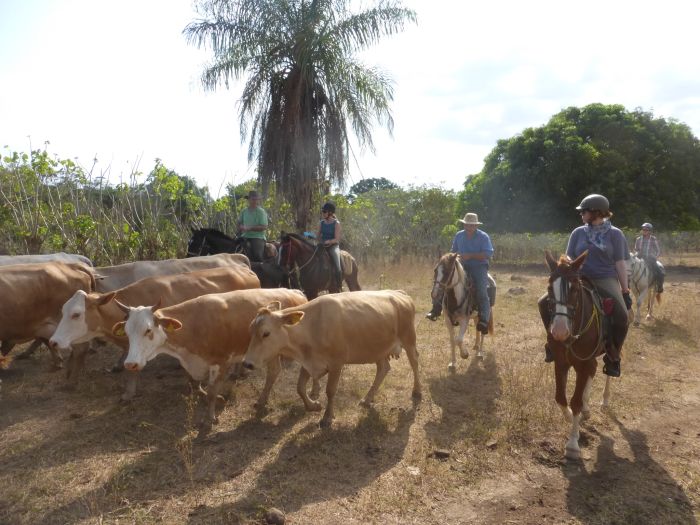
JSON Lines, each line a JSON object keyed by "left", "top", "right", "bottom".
{"left": 451, "top": 229, "right": 494, "bottom": 266}
{"left": 566, "top": 225, "right": 628, "bottom": 279}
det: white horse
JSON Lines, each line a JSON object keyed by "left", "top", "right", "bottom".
{"left": 430, "top": 253, "right": 494, "bottom": 372}
{"left": 627, "top": 253, "right": 661, "bottom": 326}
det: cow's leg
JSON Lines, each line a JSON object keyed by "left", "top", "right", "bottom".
{"left": 65, "top": 343, "right": 90, "bottom": 383}
{"left": 296, "top": 367, "right": 322, "bottom": 412}
{"left": 15, "top": 339, "right": 43, "bottom": 360}
{"left": 254, "top": 356, "right": 281, "bottom": 410}
{"left": 360, "top": 358, "right": 390, "bottom": 407}
{"left": 319, "top": 368, "right": 342, "bottom": 428}
{"left": 309, "top": 377, "right": 321, "bottom": 401}
{"left": 446, "top": 318, "right": 458, "bottom": 373}
{"left": 404, "top": 342, "right": 422, "bottom": 400}
{"left": 204, "top": 366, "right": 227, "bottom": 425}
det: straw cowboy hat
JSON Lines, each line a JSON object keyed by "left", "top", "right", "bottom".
{"left": 245, "top": 190, "right": 262, "bottom": 200}
{"left": 458, "top": 212, "right": 482, "bottom": 225}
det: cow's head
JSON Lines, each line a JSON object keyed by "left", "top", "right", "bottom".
{"left": 112, "top": 300, "right": 181, "bottom": 371}
{"left": 50, "top": 290, "right": 116, "bottom": 351}
{"left": 242, "top": 301, "right": 304, "bottom": 369}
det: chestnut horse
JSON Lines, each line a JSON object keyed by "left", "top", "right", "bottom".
{"left": 278, "top": 233, "right": 361, "bottom": 300}
{"left": 544, "top": 251, "right": 612, "bottom": 460}
{"left": 430, "top": 252, "right": 494, "bottom": 371}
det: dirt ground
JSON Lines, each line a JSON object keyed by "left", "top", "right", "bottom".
{"left": 1, "top": 263, "right": 698, "bottom": 524}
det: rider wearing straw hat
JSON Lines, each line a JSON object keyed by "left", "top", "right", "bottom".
{"left": 426, "top": 212, "right": 494, "bottom": 334}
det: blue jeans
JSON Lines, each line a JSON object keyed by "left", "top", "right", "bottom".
{"left": 465, "top": 262, "right": 490, "bottom": 323}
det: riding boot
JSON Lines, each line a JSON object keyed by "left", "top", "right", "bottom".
{"left": 603, "top": 324, "right": 625, "bottom": 378}
{"left": 426, "top": 291, "right": 444, "bottom": 321}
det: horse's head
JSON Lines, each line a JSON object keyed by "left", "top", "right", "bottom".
{"left": 431, "top": 252, "right": 467, "bottom": 301}
{"left": 278, "top": 233, "right": 315, "bottom": 269}
{"left": 187, "top": 228, "right": 209, "bottom": 257}
{"left": 545, "top": 250, "right": 587, "bottom": 341}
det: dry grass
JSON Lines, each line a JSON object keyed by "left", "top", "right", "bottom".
{"left": 1, "top": 261, "right": 699, "bottom": 524}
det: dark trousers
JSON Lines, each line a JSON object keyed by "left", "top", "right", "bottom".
{"left": 245, "top": 238, "right": 266, "bottom": 262}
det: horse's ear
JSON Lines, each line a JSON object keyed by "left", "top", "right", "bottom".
{"left": 545, "top": 250, "right": 558, "bottom": 272}
{"left": 570, "top": 250, "right": 588, "bottom": 271}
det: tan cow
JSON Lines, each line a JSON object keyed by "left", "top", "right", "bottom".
{"left": 50, "top": 266, "right": 260, "bottom": 399}
{"left": 94, "top": 253, "right": 250, "bottom": 292}
{"left": 243, "top": 290, "right": 422, "bottom": 428}
{"left": 112, "top": 288, "right": 308, "bottom": 424}
{"left": 0, "top": 262, "right": 95, "bottom": 367}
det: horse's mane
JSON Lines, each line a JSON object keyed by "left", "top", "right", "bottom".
{"left": 284, "top": 232, "right": 316, "bottom": 248}
{"left": 197, "top": 228, "right": 235, "bottom": 241}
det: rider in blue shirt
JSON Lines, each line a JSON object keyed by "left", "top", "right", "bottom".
{"left": 426, "top": 212, "right": 494, "bottom": 334}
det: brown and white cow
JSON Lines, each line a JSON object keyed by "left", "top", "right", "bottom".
{"left": 94, "top": 253, "right": 250, "bottom": 292}
{"left": 0, "top": 262, "right": 95, "bottom": 367}
{"left": 112, "top": 288, "right": 308, "bottom": 424}
{"left": 243, "top": 290, "right": 422, "bottom": 428}
{"left": 50, "top": 265, "right": 260, "bottom": 398}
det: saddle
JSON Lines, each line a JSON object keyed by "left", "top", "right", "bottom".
{"left": 580, "top": 277, "right": 612, "bottom": 352}
{"left": 459, "top": 273, "right": 497, "bottom": 312}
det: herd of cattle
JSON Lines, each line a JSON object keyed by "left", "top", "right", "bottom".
{"left": 0, "top": 252, "right": 421, "bottom": 428}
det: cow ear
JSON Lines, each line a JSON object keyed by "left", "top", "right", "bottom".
{"left": 282, "top": 311, "right": 304, "bottom": 325}
{"left": 266, "top": 301, "right": 282, "bottom": 312}
{"left": 97, "top": 292, "right": 116, "bottom": 306}
{"left": 112, "top": 321, "right": 127, "bottom": 337}
{"left": 545, "top": 251, "right": 558, "bottom": 272}
{"left": 156, "top": 316, "right": 182, "bottom": 332}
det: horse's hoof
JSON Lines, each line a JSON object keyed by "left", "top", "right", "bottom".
{"left": 477, "top": 352, "right": 484, "bottom": 360}
{"left": 448, "top": 364, "right": 456, "bottom": 373}
{"left": 359, "top": 399, "right": 373, "bottom": 408}
{"left": 581, "top": 410, "right": 591, "bottom": 421}
{"left": 319, "top": 417, "right": 333, "bottom": 429}
{"left": 459, "top": 350, "right": 469, "bottom": 360}
{"left": 412, "top": 390, "right": 422, "bottom": 400}
{"left": 633, "top": 321, "right": 640, "bottom": 327}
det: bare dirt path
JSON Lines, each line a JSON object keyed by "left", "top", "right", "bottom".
{"left": 0, "top": 265, "right": 698, "bottom": 524}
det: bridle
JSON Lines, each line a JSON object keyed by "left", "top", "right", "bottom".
{"left": 548, "top": 268, "right": 603, "bottom": 360}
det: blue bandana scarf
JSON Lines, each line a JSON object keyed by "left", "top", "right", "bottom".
{"left": 584, "top": 220, "right": 611, "bottom": 250}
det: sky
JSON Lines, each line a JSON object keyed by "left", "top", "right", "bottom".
{"left": 1, "top": 0, "right": 699, "bottom": 197}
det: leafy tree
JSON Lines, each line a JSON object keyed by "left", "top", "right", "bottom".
{"left": 348, "top": 177, "right": 398, "bottom": 199}
{"left": 184, "top": 0, "right": 416, "bottom": 230}
{"left": 458, "top": 104, "right": 700, "bottom": 232}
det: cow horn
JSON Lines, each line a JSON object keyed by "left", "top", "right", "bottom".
{"left": 151, "top": 297, "right": 163, "bottom": 312}
{"left": 114, "top": 299, "right": 130, "bottom": 314}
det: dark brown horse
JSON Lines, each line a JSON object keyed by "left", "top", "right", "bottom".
{"left": 544, "top": 250, "right": 611, "bottom": 459}
{"left": 278, "top": 233, "right": 361, "bottom": 299}
{"left": 187, "top": 228, "right": 278, "bottom": 260}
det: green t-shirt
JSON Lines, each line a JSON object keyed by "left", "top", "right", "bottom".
{"left": 238, "top": 207, "right": 268, "bottom": 239}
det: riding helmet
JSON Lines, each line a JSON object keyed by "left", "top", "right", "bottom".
{"left": 576, "top": 194, "right": 609, "bottom": 212}
{"left": 641, "top": 222, "right": 653, "bottom": 230}
{"left": 322, "top": 201, "right": 336, "bottom": 214}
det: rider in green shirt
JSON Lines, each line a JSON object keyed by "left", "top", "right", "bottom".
{"left": 237, "top": 190, "right": 268, "bottom": 262}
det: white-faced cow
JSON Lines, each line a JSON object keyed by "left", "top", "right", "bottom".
{"left": 112, "top": 288, "right": 308, "bottom": 424}
{"left": 243, "top": 290, "right": 422, "bottom": 428}
{"left": 50, "top": 266, "right": 260, "bottom": 399}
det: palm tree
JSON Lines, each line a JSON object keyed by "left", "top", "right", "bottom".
{"left": 184, "top": 0, "right": 416, "bottom": 230}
